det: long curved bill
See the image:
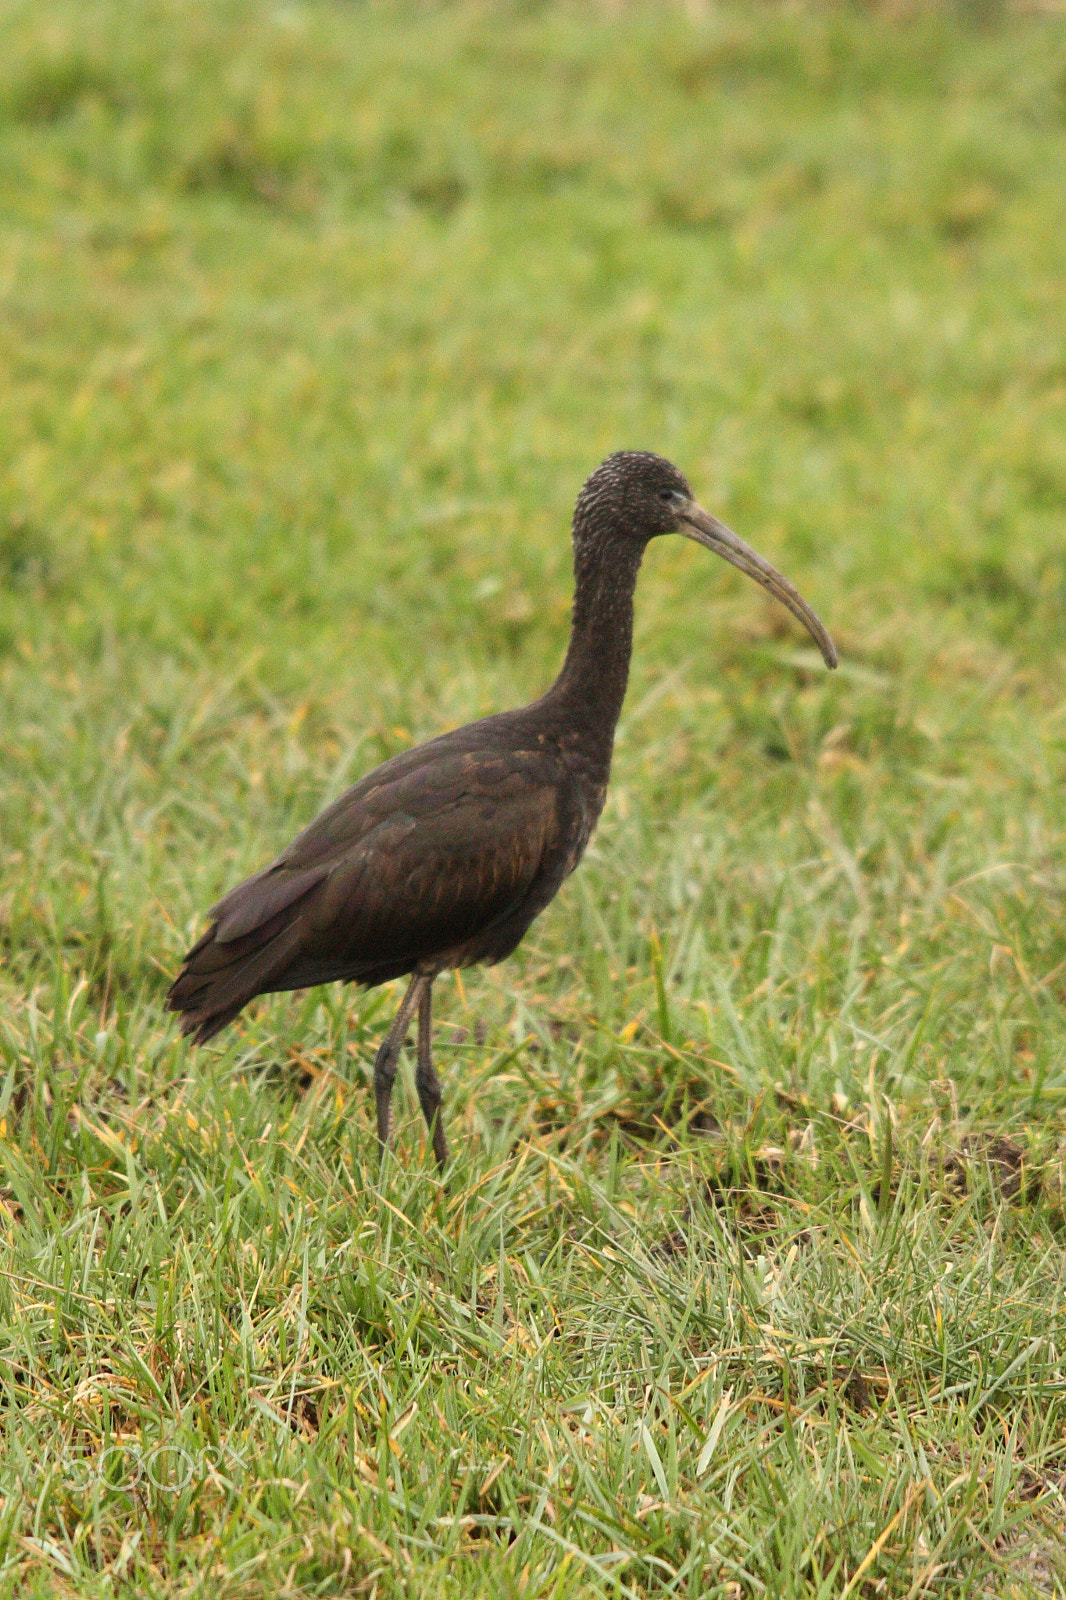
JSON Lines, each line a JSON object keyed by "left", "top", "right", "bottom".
{"left": 679, "top": 503, "right": 838, "bottom": 670}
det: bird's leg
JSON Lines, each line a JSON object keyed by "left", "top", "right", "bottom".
{"left": 415, "top": 978, "right": 448, "bottom": 1170}
{"left": 373, "top": 973, "right": 428, "bottom": 1159}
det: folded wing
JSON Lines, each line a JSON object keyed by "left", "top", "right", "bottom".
{"left": 167, "top": 744, "right": 562, "bottom": 1042}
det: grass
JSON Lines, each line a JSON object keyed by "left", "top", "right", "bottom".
{"left": 2, "top": 0, "right": 1066, "bottom": 1591}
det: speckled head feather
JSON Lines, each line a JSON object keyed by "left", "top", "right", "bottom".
{"left": 572, "top": 451, "right": 694, "bottom": 549}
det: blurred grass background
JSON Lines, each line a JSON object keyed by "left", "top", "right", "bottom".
{"left": 3, "top": 0, "right": 1066, "bottom": 1593}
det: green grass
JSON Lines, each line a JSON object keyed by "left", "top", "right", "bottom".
{"left": 3, "top": 0, "right": 1066, "bottom": 1592}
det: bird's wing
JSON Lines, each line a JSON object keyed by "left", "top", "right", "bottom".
{"left": 203, "top": 737, "right": 502, "bottom": 941}
{"left": 296, "top": 755, "right": 557, "bottom": 966}
{"left": 170, "top": 744, "right": 566, "bottom": 1039}
{"left": 220, "top": 744, "right": 561, "bottom": 941}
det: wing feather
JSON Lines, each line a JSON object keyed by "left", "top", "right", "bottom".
{"left": 167, "top": 741, "right": 565, "bottom": 1041}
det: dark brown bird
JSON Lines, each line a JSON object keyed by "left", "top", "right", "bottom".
{"left": 168, "top": 452, "right": 837, "bottom": 1168}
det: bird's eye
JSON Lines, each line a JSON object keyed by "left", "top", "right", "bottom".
{"left": 658, "top": 489, "right": 673, "bottom": 504}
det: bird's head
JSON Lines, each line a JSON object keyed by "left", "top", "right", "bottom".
{"left": 574, "top": 450, "right": 838, "bottom": 669}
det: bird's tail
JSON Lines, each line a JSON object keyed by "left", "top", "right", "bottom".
{"left": 167, "top": 906, "right": 309, "bottom": 1043}
{"left": 167, "top": 856, "right": 335, "bottom": 1041}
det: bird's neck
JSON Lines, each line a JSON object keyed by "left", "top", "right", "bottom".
{"left": 543, "top": 538, "right": 643, "bottom": 748}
